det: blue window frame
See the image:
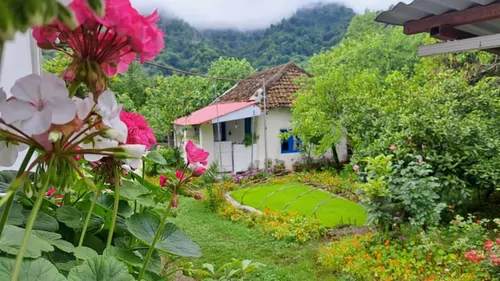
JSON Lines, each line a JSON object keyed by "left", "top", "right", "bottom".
{"left": 244, "top": 118, "right": 252, "bottom": 134}
{"left": 280, "top": 129, "right": 301, "bottom": 154}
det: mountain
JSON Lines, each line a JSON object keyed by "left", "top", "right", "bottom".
{"left": 150, "top": 3, "right": 355, "bottom": 74}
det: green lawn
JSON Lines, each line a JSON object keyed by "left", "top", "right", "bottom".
{"left": 172, "top": 197, "right": 336, "bottom": 281}
{"left": 231, "top": 183, "right": 367, "bottom": 227}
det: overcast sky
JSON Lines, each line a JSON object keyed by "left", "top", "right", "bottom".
{"left": 131, "top": 0, "right": 410, "bottom": 30}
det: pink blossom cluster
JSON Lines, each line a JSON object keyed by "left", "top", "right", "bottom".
{"left": 120, "top": 111, "right": 156, "bottom": 149}
{"left": 465, "top": 239, "right": 500, "bottom": 266}
{"left": 33, "top": 0, "right": 164, "bottom": 90}
{"left": 159, "top": 140, "right": 209, "bottom": 207}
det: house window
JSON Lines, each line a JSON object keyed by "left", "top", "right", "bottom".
{"left": 244, "top": 117, "right": 252, "bottom": 134}
{"left": 280, "top": 129, "right": 301, "bottom": 154}
{"left": 213, "top": 122, "right": 227, "bottom": 142}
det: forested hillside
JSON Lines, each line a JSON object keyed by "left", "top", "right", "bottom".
{"left": 150, "top": 3, "right": 355, "bottom": 74}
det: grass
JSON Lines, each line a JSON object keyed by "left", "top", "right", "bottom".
{"left": 172, "top": 197, "right": 335, "bottom": 281}
{"left": 231, "top": 183, "right": 367, "bottom": 227}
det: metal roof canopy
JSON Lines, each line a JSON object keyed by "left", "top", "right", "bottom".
{"left": 376, "top": 0, "right": 500, "bottom": 56}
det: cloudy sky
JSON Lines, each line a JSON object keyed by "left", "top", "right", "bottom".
{"left": 131, "top": 0, "right": 410, "bottom": 30}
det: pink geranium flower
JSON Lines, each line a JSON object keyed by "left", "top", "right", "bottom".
{"left": 159, "top": 175, "right": 168, "bottom": 188}
{"left": 120, "top": 111, "right": 156, "bottom": 149}
{"left": 485, "top": 240, "right": 494, "bottom": 252}
{"left": 185, "top": 140, "right": 209, "bottom": 165}
{"left": 390, "top": 145, "right": 396, "bottom": 151}
{"left": 353, "top": 165, "right": 359, "bottom": 172}
{"left": 32, "top": 0, "right": 165, "bottom": 92}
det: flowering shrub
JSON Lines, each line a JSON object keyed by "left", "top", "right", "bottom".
{"left": 217, "top": 203, "right": 325, "bottom": 243}
{"left": 318, "top": 229, "right": 491, "bottom": 281}
{"left": 0, "top": 1, "right": 212, "bottom": 281}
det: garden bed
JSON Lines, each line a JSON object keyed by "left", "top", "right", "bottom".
{"left": 231, "top": 183, "right": 367, "bottom": 227}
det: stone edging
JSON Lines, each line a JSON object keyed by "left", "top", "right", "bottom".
{"left": 224, "top": 193, "right": 262, "bottom": 215}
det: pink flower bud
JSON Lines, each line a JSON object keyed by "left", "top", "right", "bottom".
{"left": 192, "top": 167, "right": 207, "bottom": 177}
{"left": 496, "top": 238, "right": 500, "bottom": 245}
{"left": 194, "top": 192, "right": 203, "bottom": 201}
{"left": 408, "top": 136, "right": 412, "bottom": 141}
{"left": 353, "top": 165, "right": 359, "bottom": 172}
{"left": 418, "top": 158, "right": 423, "bottom": 163}
{"left": 485, "top": 240, "right": 493, "bottom": 252}
{"left": 175, "top": 170, "right": 184, "bottom": 180}
{"left": 171, "top": 194, "right": 179, "bottom": 208}
{"left": 390, "top": 145, "right": 396, "bottom": 151}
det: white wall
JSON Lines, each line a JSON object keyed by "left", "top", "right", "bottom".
{"left": 199, "top": 123, "right": 215, "bottom": 165}
{"left": 0, "top": 31, "right": 41, "bottom": 171}
{"left": 255, "top": 108, "right": 299, "bottom": 170}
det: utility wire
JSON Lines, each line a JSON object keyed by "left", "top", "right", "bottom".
{"left": 143, "top": 60, "right": 245, "bottom": 82}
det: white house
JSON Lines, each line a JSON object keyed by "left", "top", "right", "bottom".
{"left": 173, "top": 62, "right": 348, "bottom": 173}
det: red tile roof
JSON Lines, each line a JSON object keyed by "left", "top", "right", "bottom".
{"left": 173, "top": 102, "right": 256, "bottom": 126}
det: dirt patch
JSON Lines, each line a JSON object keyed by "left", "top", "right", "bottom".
{"left": 326, "top": 226, "right": 372, "bottom": 240}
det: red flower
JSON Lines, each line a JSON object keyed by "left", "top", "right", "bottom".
{"left": 485, "top": 240, "right": 494, "bottom": 252}
{"left": 192, "top": 167, "right": 207, "bottom": 177}
{"left": 159, "top": 175, "right": 168, "bottom": 188}
{"left": 185, "top": 140, "right": 209, "bottom": 165}
{"left": 45, "top": 188, "right": 56, "bottom": 197}
{"left": 120, "top": 111, "right": 156, "bottom": 149}
{"left": 491, "top": 255, "right": 500, "bottom": 266}
{"left": 465, "top": 250, "right": 485, "bottom": 263}
{"left": 175, "top": 170, "right": 184, "bottom": 180}
{"left": 32, "top": 0, "right": 164, "bottom": 92}
{"left": 496, "top": 238, "right": 500, "bottom": 245}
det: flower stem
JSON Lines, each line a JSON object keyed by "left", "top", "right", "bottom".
{"left": 137, "top": 202, "right": 173, "bottom": 280}
{"left": 11, "top": 172, "right": 51, "bottom": 281}
{"left": 78, "top": 185, "right": 100, "bottom": 247}
{"left": 106, "top": 167, "right": 120, "bottom": 247}
{"left": 0, "top": 147, "right": 36, "bottom": 237}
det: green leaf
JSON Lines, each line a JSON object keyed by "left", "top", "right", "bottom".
{"left": 120, "top": 180, "right": 150, "bottom": 200}
{"left": 136, "top": 194, "right": 156, "bottom": 207}
{"left": 56, "top": 206, "right": 83, "bottom": 229}
{"left": 0, "top": 225, "right": 53, "bottom": 258}
{"left": 126, "top": 212, "right": 201, "bottom": 258}
{"left": 0, "top": 201, "right": 24, "bottom": 226}
{"left": 135, "top": 248, "right": 162, "bottom": 274}
{"left": 0, "top": 257, "right": 67, "bottom": 281}
{"left": 145, "top": 151, "right": 167, "bottom": 165}
{"left": 95, "top": 194, "right": 133, "bottom": 217}
{"left": 74, "top": 246, "right": 98, "bottom": 260}
{"left": 67, "top": 256, "right": 135, "bottom": 281}
{"left": 103, "top": 246, "right": 143, "bottom": 268}
{"left": 104, "top": 214, "right": 128, "bottom": 236}
{"left": 82, "top": 235, "right": 106, "bottom": 253}
{"left": 33, "top": 230, "right": 75, "bottom": 253}
{"left": 24, "top": 210, "right": 59, "bottom": 232}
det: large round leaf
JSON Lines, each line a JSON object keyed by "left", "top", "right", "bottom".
{"left": 33, "top": 230, "right": 75, "bottom": 253}
{"left": 126, "top": 212, "right": 201, "bottom": 258}
{"left": 67, "top": 256, "right": 134, "bottom": 281}
{"left": 0, "top": 257, "right": 67, "bottom": 281}
{"left": 0, "top": 201, "right": 24, "bottom": 226}
{"left": 24, "top": 210, "right": 59, "bottom": 232}
{"left": 120, "top": 180, "right": 149, "bottom": 200}
{"left": 0, "top": 225, "right": 53, "bottom": 258}
{"left": 56, "top": 206, "right": 83, "bottom": 229}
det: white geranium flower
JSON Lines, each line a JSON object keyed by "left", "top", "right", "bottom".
{"left": 80, "top": 136, "right": 118, "bottom": 162}
{"left": 96, "top": 90, "right": 128, "bottom": 143}
{"left": 73, "top": 96, "right": 95, "bottom": 120}
{"left": 1, "top": 73, "right": 76, "bottom": 135}
{"left": 121, "top": 144, "right": 146, "bottom": 169}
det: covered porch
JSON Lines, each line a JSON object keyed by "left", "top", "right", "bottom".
{"left": 173, "top": 102, "right": 262, "bottom": 173}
